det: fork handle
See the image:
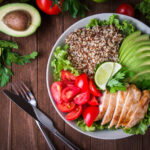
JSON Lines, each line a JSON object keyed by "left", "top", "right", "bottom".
{"left": 36, "top": 121, "right": 56, "bottom": 150}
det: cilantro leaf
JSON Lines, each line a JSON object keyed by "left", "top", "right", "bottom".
{"left": 107, "top": 67, "right": 134, "bottom": 93}
{"left": 0, "top": 40, "right": 18, "bottom": 49}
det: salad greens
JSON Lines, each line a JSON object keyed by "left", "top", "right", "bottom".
{"left": 0, "top": 40, "right": 38, "bottom": 87}
{"left": 86, "top": 15, "right": 136, "bottom": 36}
{"left": 51, "top": 44, "right": 79, "bottom": 81}
{"left": 107, "top": 67, "right": 134, "bottom": 93}
{"left": 136, "top": 0, "right": 150, "bottom": 22}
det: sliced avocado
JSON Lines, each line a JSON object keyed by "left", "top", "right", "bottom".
{"left": 0, "top": 3, "right": 41, "bottom": 37}
{"left": 119, "top": 34, "right": 149, "bottom": 58}
{"left": 130, "top": 70, "right": 150, "bottom": 82}
{"left": 119, "top": 31, "right": 141, "bottom": 54}
{"left": 120, "top": 40, "right": 150, "bottom": 63}
{"left": 122, "top": 45, "right": 150, "bottom": 65}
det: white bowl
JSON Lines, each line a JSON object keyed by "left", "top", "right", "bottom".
{"left": 46, "top": 13, "right": 150, "bottom": 140}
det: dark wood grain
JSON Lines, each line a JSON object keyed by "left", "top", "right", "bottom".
{"left": 0, "top": 0, "right": 150, "bottom": 150}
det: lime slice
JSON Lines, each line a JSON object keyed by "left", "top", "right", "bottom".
{"left": 94, "top": 62, "right": 114, "bottom": 90}
{"left": 112, "top": 63, "right": 122, "bottom": 76}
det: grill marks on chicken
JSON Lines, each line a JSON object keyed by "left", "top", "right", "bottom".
{"left": 97, "top": 84, "right": 150, "bottom": 129}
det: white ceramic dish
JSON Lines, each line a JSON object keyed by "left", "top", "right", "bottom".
{"left": 46, "top": 13, "right": 150, "bottom": 140}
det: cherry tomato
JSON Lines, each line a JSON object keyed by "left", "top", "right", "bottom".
{"left": 83, "top": 106, "right": 99, "bottom": 127}
{"left": 116, "top": 3, "right": 134, "bottom": 17}
{"left": 61, "top": 86, "right": 80, "bottom": 102}
{"left": 51, "top": 81, "right": 63, "bottom": 104}
{"left": 61, "top": 70, "right": 76, "bottom": 81}
{"left": 75, "top": 73, "right": 89, "bottom": 92}
{"left": 57, "top": 102, "right": 76, "bottom": 113}
{"left": 88, "top": 96, "right": 99, "bottom": 106}
{"left": 89, "top": 80, "right": 102, "bottom": 97}
{"left": 74, "top": 91, "right": 90, "bottom": 105}
{"left": 66, "top": 105, "right": 82, "bottom": 120}
{"left": 36, "top": 0, "right": 63, "bottom": 15}
{"left": 63, "top": 80, "right": 75, "bottom": 87}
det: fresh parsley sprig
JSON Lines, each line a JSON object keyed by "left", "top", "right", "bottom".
{"left": 107, "top": 67, "right": 134, "bottom": 93}
{"left": 0, "top": 40, "right": 38, "bottom": 87}
{"left": 52, "top": 0, "right": 89, "bottom": 18}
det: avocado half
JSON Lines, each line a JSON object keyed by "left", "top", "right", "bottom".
{"left": 0, "top": 3, "right": 41, "bottom": 37}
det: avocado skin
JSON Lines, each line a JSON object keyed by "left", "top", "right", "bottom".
{"left": 0, "top": 3, "right": 41, "bottom": 37}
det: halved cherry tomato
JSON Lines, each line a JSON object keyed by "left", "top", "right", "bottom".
{"left": 83, "top": 106, "right": 99, "bottom": 127}
{"left": 57, "top": 102, "right": 76, "bottom": 113}
{"left": 61, "top": 70, "right": 76, "bottom": 81}
{"left": 61, "top": 86, "right": 80, "bottom": 102}
{"left": 66, "top": 105, "right": 82, "bottom": 120}
{"left": 88, "top": 96, "right": 99, "bottom": 106}
{"left": 116, "top": 3, "right": 134, "bottom": 17}
{"left": 74, "top": 91, "right": 90, "bottom": 105}
{"left": 89, "top": 80, "right": 102, "bottom": 97}
{"left": 63, "top": 80, "right": 75, "bottom": 87}
{"left": 36, "top": 0, "right": 63, "bottom": 15}
{"left": 75, "top": 73, "right": 89, "bottom": 92}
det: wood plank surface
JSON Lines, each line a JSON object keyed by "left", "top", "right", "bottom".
{"left": 0, "top": 0, "right": 150, "bottom": 150}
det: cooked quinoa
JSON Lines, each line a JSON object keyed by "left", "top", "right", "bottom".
{"left": 65, "top": 25, "right": 123, "bottom": 77}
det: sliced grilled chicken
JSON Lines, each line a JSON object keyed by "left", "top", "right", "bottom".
{"left": 116, "top": 85, "right": 136, "bottom": 128}
{"left": 101, "top": 92, "right": 117, "bottom": 125}
{"left": 95, "top": 90, "right": 110, "bottom": 121}
{"left": 121, "top": 87, "right": 142, "bottom": 127}
{"left": 124, "top": 90, "right": 150, "bottom": 129}
{"left": 108, "top": 90, "right": 127, "bottom": 128}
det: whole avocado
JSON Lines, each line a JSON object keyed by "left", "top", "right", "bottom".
{"left": 0, "top": 3, "right": 41, "bottom": 37}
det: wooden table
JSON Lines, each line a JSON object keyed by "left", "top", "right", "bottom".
{"left": 0, "top": 0, "right": 150, "bottom": 150}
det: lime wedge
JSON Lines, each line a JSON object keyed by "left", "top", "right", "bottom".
{"left": 94, "top": 62, "right": 114, "bottom": 90}
{"left": 112, "top": 63, "right": 122, "bottom": 76}
{"left": 94, "top": 62, "right": 122, "bottom": 90}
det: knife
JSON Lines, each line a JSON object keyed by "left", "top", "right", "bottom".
{"left": 3, "top": 90, "right": 80, "bottom": 150}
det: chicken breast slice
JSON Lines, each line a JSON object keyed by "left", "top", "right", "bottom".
{"left": 124, "top": 90, "right": 150, "bottom": 129}
{"left": 95, "top": 90, "right": 110, "bottom": 121}
{"left": 121, "top": 86, "right": 142, "bottom": 127}
{"left": 108, "top": 90, "right": 127, "bottom": 128}
{"left": 116, "top": 85, "right": 136, "bottom": 128}
{"left": 101, "top": 92, "right": 117, "bottom": 125}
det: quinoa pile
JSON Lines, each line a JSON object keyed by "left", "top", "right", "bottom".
{"left": 65, "top": 25, "right": 123, "bottom": 77}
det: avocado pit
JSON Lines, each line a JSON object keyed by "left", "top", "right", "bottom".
{"left": 3, "top": 10, "right": 32, "bottom": 31}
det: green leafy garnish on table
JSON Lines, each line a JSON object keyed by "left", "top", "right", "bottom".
{"left": 51, "top": 45, "right": 79, "bottom": 81}
{"left": 136, "top": 0, "right": 150, "bottom": 22}
{"left": 107, "top": 67, "right": 134, "bottom": 93}
{"left": 52, "top": 0, "right": 89, "bottom": 18}
{"left": 0, "top": 40, "right": 38, "bottom": 87}
{"left": 86, "top": 15, "right": 136, "bottom": 36}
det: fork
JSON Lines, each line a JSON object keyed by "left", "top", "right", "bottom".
{"left": 12, "top": 82, "right": 56, "bottom": 150}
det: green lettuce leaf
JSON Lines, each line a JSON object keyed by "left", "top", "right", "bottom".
{"left": 51, "top": 45, "right": 79, "bottom": 81}
{"left": 86, "top": 15, "right": 136, "bottom": 36}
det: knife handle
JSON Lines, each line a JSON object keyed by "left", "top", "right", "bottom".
{"left": 54, "top": 130, "right": 80, "bottom": 150}
{"left": 36, "top": 121, "right": 56, "bottom": 150}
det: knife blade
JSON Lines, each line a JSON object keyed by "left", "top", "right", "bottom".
{"left": 3, "top": 90, "right": 56, "bottom": 133}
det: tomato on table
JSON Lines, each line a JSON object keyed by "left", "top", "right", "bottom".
{"left": 51, "top": 81, "right": 63, "bottom": 104}
{"left": 36, "top": 0, "right": 63, "bottom": 15}
{"left": 75, "top": 73, "right": 89, "bottom": 92}
{"left": 116, "top": 3, "right": 134, "bottom": 17}
{"left": 88, "top": 96, "right": 99, "bottom": 106}
{"left": 83, "top": 106, "right": 99, "bottom": 127}
{"left": 57, "top": 101, "right": 76, "bottom": 113}
{"left": 61, "top": 86, "right": 80, "bottom": 102}
{"left": 89, "top": 80, "right": 102, "bottom": 97}
{"left": 61, "top": 70, "right": 76, "bottom": 81}
{"left": 66, "top": 105, "right": 82, "bottom": 120}
{"left": 74, "top": 90, "right": 90, "bottom": 105}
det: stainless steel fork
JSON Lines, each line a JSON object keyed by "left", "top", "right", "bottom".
{"left": 12, "top": 82, "right": 56, "bottom": 150}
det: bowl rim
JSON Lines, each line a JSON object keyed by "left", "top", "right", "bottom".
{"left": 46, "top": 13, "right": 150, "bottom": 140}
